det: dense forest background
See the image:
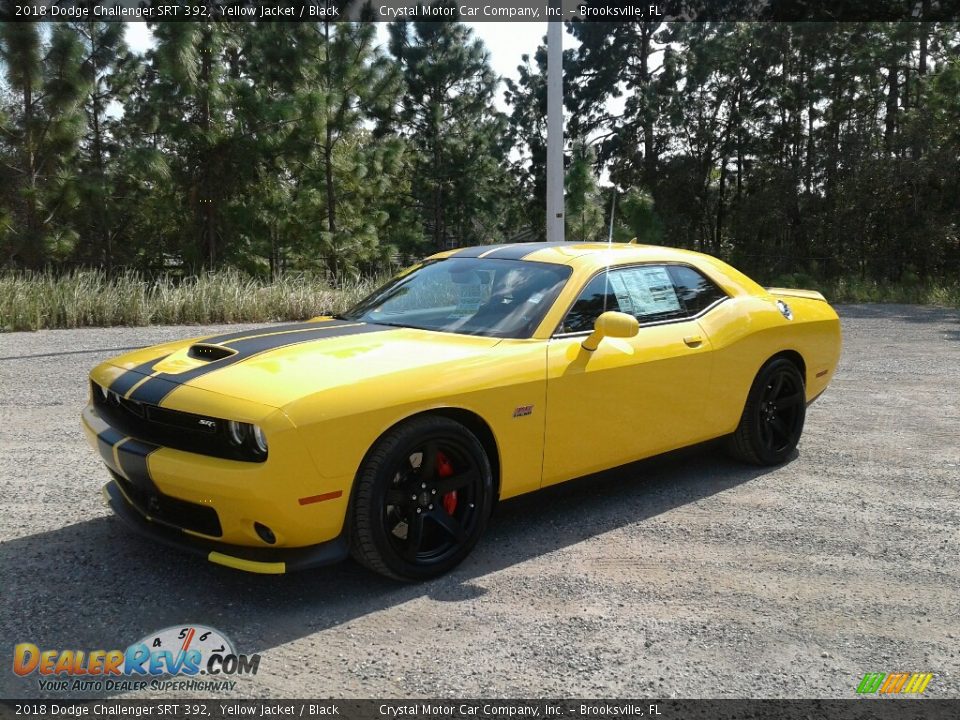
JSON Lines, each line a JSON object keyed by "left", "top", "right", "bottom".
{"left": 1, "top": 16, "right": 959, "bottom": 290}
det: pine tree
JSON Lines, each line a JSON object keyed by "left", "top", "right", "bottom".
{"left": 504, "top": 45, "right": 548, "bottom": 240}
{"left": 291, "top": 20, "right": 404, "bottom": 277}
{"left": 564, "top": 140, "right": 605, "bottom": 242}
{"left": 567, "top": 19, "right": 665, "bottom": 189}
{"left": 135, "top": 22, "right": 246, "bottom": 269}
{"left": 389, "top": 15, "right": 510, "bottom": 251}
{"left": 69, "top": 22, "right": 137, "bottom": 270}
{"left": 615, "top": 189, "right": 663, "bottom": 244}
{"left": 0, "top": 23, "right": 89, "bottom": 267}
{"left": 227, "top": 19, "right": 408, "bottom": 278}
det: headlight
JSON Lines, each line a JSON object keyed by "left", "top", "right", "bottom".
{"left": 227, "top": 420, "right": 268, "bottom": 458}
{"left": 227, "top": 420, "right": 247, "bottom": 445}
{"left": 251, "top": 425, "right": 268, "bottom": 454}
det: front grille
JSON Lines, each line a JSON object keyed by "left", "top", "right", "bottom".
{"left": 111, "top": 470, "right": 223, "bottom": 538}
{"left": 117, "top": 395, "right": 146, "bottom": 418}
{"left": 92, "top": 381, "right": 263, "bottom": 462}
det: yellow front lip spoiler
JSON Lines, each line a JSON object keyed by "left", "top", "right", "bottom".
{"left": 207, "top": 551, "right": 285, "bottom": 575}
{"left": 101, "top": 481, "right": 349, "bottom": 575}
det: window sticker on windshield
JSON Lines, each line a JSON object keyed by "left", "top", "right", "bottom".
{"left": 609, "top": 266, "right": 681, "bottom": 317}
{"left": 450, "top": 281, "right": 486, "bottom": 318}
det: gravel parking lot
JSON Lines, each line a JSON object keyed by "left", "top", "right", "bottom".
{"left": 1, "top": 304, "right": 958, "bottom": 699}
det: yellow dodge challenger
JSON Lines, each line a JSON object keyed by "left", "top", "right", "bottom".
{"left": 83, "top": 242, "right": 841, "bottom": 580}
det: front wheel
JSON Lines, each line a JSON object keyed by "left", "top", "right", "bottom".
{"left": 349, "top": 416, "right": 494, "bottom": 581}
{"left": 728, "top": 358, "right": 806, "bottom": 466}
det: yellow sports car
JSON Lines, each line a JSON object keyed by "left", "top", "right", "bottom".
{"left": 84, "top": 242, "right": 841, "bottom": 580}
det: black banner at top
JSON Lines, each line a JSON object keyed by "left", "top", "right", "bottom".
{"left": 2, "top": 0, "right": 960, "bottom": 22}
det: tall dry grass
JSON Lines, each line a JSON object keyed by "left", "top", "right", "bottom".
{"left": 3, "top": 269, "right": 957, "bottom": 332}
{"left": 0, "top": 270, "right": 382, "bottom": 331}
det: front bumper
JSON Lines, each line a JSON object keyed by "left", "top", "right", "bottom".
{"left": 82, "top": 397, "right": 353, "bottom": 549}
{"left": 103, "top": 481, "right": 349, "bottom": 574}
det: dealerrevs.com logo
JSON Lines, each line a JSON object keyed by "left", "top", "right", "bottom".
{"left": 13, "top": 625, "right": 260, "bottom": 693}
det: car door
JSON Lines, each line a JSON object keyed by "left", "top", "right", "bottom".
{"left": 541, "top": 263, "right": 724, "bottom": 487}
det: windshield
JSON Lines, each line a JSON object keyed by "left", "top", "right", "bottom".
{"left": 340, "top": 258, "right": 571, "bottom": 338}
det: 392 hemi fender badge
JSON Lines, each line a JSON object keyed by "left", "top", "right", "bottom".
{"left": 513, "top": 405, "right": 534, "bottom": 418}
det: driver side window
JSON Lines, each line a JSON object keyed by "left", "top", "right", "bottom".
{"left": 560, "top": 274, "right": 620, "bottom": 334}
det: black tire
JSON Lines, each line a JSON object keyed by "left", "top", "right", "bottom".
{"left": 349, "top": 416, "right": 494, "bottom": 581}
{"left": 728, "top": 357, "right": 806, "bottom": 466}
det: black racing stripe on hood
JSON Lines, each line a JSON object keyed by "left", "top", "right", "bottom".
{"left": 123, "top": 376, "right": 183, "bottom": 407}
{"left": 218, "top": 323, "right": 365, "bottom": 353}
{"left": 200, "top": 320, "right": 348, "bottom": 346}
{"left": 108, "top": 320, "right": 353, "bottom": 397}
{"left": 126, "top": 322, "right": 392, "bottom": 406}
{"left": 110, "top": 360, "right": 162, "bottom": 396}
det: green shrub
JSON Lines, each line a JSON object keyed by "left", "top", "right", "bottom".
{"left": 760, "top": 272, "right": 959, "bottom": 307}
{"left": 816, "top": 277, "right": 960, "bottom": 307}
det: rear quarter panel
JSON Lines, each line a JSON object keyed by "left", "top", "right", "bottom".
{"left": 696, "top": 294, "right": 841, "bottom": 434}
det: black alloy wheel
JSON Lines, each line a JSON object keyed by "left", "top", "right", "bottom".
{"left": 728, "top": 357, "right": 806, "bottom": 466}
{"left": 350, "top": 416, "right": 493, "bottom": 580}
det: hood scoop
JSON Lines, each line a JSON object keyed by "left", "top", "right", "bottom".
{"left": 187, "top": 343, "right": 238, "bottom": 362}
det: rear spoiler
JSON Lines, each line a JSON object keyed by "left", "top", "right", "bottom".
{"left": 766, "top": 287, "right": 828, "bottom": 302}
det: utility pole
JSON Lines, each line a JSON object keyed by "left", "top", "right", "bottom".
{"left": 546, "top": 9, "right": 565, "bottom": 242}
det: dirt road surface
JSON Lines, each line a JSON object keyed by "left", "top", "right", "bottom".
{"left": 1, "top": 304, "right": 957, "bottom": 699}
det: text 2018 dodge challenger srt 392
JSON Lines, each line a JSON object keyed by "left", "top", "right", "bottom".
{"left": 83, "top": 242, "right": 841, "bottom": 580}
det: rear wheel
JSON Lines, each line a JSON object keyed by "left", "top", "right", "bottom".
{"left": 728, "top": 358, "right": 806, "bottom": 466}
{"left": 349, "top": 416, "right": 493, "bottom": 581}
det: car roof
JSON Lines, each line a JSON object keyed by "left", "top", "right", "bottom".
{"left": 428, "top": 241, "right": 713, "bottom": 271}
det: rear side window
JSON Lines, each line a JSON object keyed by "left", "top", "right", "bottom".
{"left": 608, "top": 265, "right": 686, "bottom": 323}
{"left": 666, "top": 265, "right": 727, "bottom": 316}
{"left": 561, "top": 265, "right": 686, "bottom": 332}
{"left": 560, "top": 263, "right": 728, "bottom": 335}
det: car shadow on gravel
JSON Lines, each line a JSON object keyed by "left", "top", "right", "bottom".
{"left": 0, "top": 443, "right": 783, "bottom": 696}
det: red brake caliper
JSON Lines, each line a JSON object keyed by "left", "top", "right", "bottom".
{"left": 436, "top": 450, "right": 457, "bottom": 514}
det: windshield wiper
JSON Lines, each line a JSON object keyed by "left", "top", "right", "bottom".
{"left": 370, "top": 320, "right": 416, "bottom": 329}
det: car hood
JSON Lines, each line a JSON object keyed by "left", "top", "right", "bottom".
{"left": 102, "top": 320, "right": 502, "bottom": 409}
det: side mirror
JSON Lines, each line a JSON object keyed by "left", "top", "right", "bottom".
{"left": 582, "top": 311, "right": 639, "bottom": 351}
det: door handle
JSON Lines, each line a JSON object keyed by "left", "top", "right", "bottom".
{"left": 683, "top": 335, "right": 704, "bottom": 348}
